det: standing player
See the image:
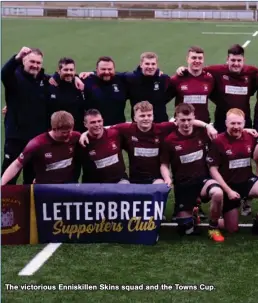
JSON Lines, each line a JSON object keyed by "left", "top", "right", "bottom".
{"left": 48, "top": 57, "right": 85, "bottom": 132}
{"left": 80, "top": 109, "right": 129, "bottom": 184}
{"left": 160, "top": 103, "right": 224, "bottom": 241}
{"left": 207, "top": 108, "right": 258, "bottom": 233}
{"left": 1, "top": 111, "right": 81, "bottom": 185}
{"left": 170, "top": 46, "right": 214, "bottom": 123}
{"left": 1, "top": 46, "right": 50, "bottom": 184}
{"left": 125, "top": 52, "right": 174, "bottom": 123}
{"left": 177, "top": 44, "right": 258, "bottom": 132}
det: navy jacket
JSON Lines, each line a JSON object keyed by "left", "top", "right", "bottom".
{"left": 48, "top": 80, "right": 85, "bottom": 132}
{"left": 83, "top": 74, "right": 128, "bottom": 126}
{"left": 124, "top": 66, "right": 174, "bottom": 122}
{"left": 1, "top": 55, "right": 50, "bottom": 141}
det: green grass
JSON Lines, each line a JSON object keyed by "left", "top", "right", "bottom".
{"left": 1, "top": 18, "right": 258, "bottom": 303}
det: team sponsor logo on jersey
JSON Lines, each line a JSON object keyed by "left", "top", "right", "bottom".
{"left": 131, "top": 136, "right": 138, "bottom": 142}
{"left": 179, "top": 150, "right": 203, "bottom": 164}
{"left": 45, "top": 152, "right": 52, "bottom": 158}
{"left": 50, "top": 94, "right": 56, "bottom": 99}
{"left": 46, "top": 158, "right": 73, "bottom": 171}
{"left": 175, "top": 145, "right": 182, "bottom": 151}
{"left": 89, "top": 150, "right": 96, "bottom": 156}
{"left": 134, "top": 147, "right": 159, "bottom": 157}
{"left": 181, "top": 85, "right": 188, "bottom": 91}
{"left": 225, "top": 85, "right": 248, "bottom": 95}
{"left": 112, "top": 84, "right": 119, "bottom": 92}
{"left": 19, "top": 153, "right": 24, "bottom": 159}
{"left": 229, "top": 158, "right": 251, "bottom": 169}
{"left": 206, "top": 156, "right": 214, "bottom": 163}
{"left": 223, "top": 75, "right": 229, "bottom": 81}
{"left": 154, "top": 82, "right": 159, "bottom": 91}
{"left": 94, "top": 154, "right": 119, "bottom": 169}
{"left": 183, "top": 95, "right": 207, "bottom": 104}
{"left": 111, "top": 142, "right": 117, "bottom": 150}
{"left": 226, "top": 149, "right": 232, "bottom": 155}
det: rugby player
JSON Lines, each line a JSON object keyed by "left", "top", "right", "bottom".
{"left": 80, "top": 109, "right": 129, "bottom": 184}
{"left": 160, "top": 103, "right": 225, "bottom": 241}
{"left": 170, "top": 46, "right": 215, "bottom": 123}
{"left": 207, "top": 108, "right": 258, "bottom": 233}
{"left": 1, "top": 111, "right": 80, "bottom": 185}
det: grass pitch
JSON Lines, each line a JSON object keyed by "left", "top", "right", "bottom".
{"left": 1, "top": 18, "right": 258, "bottom": 303}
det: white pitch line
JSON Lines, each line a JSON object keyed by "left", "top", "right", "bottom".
{"left": 252, "top": 31, "right": 258, "bottom": 37}
{"left": 202, "top": 32, "right": 253, "bottom": 35}
{"left": 161, "top": 223, "right": 252, "bottom": 227}
{"left": 216, "top": 24, "right": 258, "bottom": 28}
{"left": 18, "top": 243, "right": 62, "bottom": 276}
{"left": 242, "top": 40, "right": 251, "bottom": 48}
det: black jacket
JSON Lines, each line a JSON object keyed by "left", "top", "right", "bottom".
{"left": 48, "top": 80, "right": 85, "bottom": 132}
{"left": 124, "top": 66, "right": 174, "bottom": 122}
{"left": 83, "top": 74, "right": 128, "bottom": 126}
{"left": 1, "top": 55, "right": 50, "bottom": 140}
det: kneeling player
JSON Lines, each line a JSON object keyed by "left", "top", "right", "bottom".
{"left": 80, "top": 109, "right": 129, "bottom": 184}
{"left": 208, "top": 108, "right": 258, "bottom": 233}
{"left": 160, "top": 104, "right": 224, "bottom": 241}
{"left": 1, "top": 111, "right": 81, "bottom": 185}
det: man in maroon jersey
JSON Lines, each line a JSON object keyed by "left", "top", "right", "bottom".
{"left": 207, "top": 108, "right": 258, "bottom": 233}
{"left": 170, "top": 46, "right": 215, "bottom": 123}
{"left": 160, "top": 103, "right": 224, "bottom": 242}
{"left": 81, "top": 109, "right": 129, "bottom": 184}
{"left": 1, "top": 111, "right": 81, "bottom": 185}
{"left": 177, "top": 44, "right": 258, "bottom": 132}
{"left": 113, "top": 101, "right": 177, "bottom": 184}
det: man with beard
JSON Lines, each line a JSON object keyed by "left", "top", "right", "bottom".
{"left": 1, "top": 46, "right": 50, "bottom": 184}
{"left": 170, "top": 46, "right": 214, "bottom": 124}
{"left": 1, "top": 111, "right": 81, "bottom": 185}
{"left": 48, "top": 57, "right": 85, "bottom": 132}
{"left": 160, "top": 103, "right": 224, "bottom": 241}
{"left": 207, "top": 108, "right": 258, "bottom": 233}
{"left": 82, "top": 56, "right": 128, "bottom": 127}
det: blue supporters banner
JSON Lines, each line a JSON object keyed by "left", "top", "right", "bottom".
{"left": 33, "top": 184, "right": 170, "bottom": 245}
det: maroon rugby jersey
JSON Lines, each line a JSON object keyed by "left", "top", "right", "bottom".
{"left": 161, "top": 127, "right": 210, "bottom": 185}
{"left": 81, "top": 128, "right": 126, "bottom": 183}
{"left": 18, "top": 132, "right": 81, "bottom": 184}
{"left": 170, "top": 71, "right": 214, "bottom": 123}
{"left": 114, "top": 122, "right": 176, "bottom": 181}
{"left": 207, "top": 132, "right": 256, "bottom": 184}
{"left": 205, "top": 65, "right": 258, "bottom": 130}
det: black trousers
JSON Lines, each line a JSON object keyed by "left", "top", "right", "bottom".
{"left": 1, "top": 138, "right": 35, "bottom": 185}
